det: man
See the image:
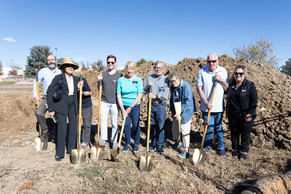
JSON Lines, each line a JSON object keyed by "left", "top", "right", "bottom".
{"left": 98, "top": 55, "right": 122, "bottom": 148}
{"left": 168, "top": 72, "right": 196, "bottom": 158}
{"left": 144, "top": 61, "right": 169, "bottom": 154}
{"left": 80, "top": 78, "right": 92, "bottom": 148}
{"left": 33, "top": 55, "right": 61, "bottom": 150}
{"left": 196, "top": 53, "right": 229, "bottom": 156}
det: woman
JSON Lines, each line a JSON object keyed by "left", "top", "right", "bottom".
{"left": 117, "top": 61, "right": 143, "bottom": 153}
{"left": 47, "top": 57, "right": 83, "bottom": 161}
{"left": 227, "top": 65, "right": 258, "bottom": 161}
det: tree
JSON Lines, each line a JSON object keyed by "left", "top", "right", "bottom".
{"left": 136, "top": 58, "right": 153, "bottom": 67}
{"left": 233, "top": 39, "right": 279, "bottom": 68}
{"left": 25, "top": 45, "right": 52, "bottom": 78}
{"left": 280, "top": 58, "right": 291, "bottom": 76}
{"left": 0, "top": 60, "right": 3, "bottom": 76}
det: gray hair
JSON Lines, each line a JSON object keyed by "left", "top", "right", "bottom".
{"left": 154, "top": 60, "right": 164, "bottom": 68}
{"left": 207, "top": 53, "right": 218, "bottom": 60}
{"left": 168, "top": 72, "right": 180, "bottom": 80}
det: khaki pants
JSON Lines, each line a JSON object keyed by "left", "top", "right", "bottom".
{"left": 180, "top": 119, "right": 191, "bottom": 148}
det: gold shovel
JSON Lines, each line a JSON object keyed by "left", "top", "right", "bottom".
{"left": 193, "top": 81, "right": 217, "bottom": 164}
{"left": 139, "top": 89, "right": 155, "bottom": 171}
{"left": 110, "top": 117, "right": 126, "bottom": 161}
{"left": 90, "top": 79, "right": 105, "bottom": 162}
{"left": 34, "top": 69, "right": 42, "bottom": 151}
{"left": 71, "top": 72, "right": 87, "bottom": 165}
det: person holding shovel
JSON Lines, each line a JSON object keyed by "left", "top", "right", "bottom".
{"left": 33, "top": 55, "right": 61, "bottom": 150}
{"left": 143, "top": 61, "right": 169, "bottom": 155}
{"left": 117, "top": 61, "right": 143, "bottom": 153}
{"left": 226, "top": 65, "right": 258, "bottom": 160}
{"left": 98, "top": 55, "right": 122, "bottom": 149}
{"left": 168, "top": 72, "right": 196, "bottom": 158}
{"left": 196, "top": 53, "right": 229, "bottom": 156}
{"left": 80, "top": 77, "right": 93, "bottom": 149}
{"left": 47, "top": 57, "right": 83, "bottom": 161}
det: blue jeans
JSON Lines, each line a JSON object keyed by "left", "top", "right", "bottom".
{"left": 150, "top": 104, "right": 166, "bottom": 149}
{"left": 124, "top": 104, "right": 140, "bottom": 146}
{"left": 202, "top": 112, "right": 225, "bottom": 151}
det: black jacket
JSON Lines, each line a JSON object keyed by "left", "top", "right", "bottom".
{"left": 47, "top": 73, "right": 80, "bottom": 116}
{"left": 226, "top": 79, "right": 258, "bottom": 118}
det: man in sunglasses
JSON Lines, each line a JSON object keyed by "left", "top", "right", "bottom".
{"left": 33, "top": 55, "right": 62, "bottom": 150}
{"left": 196, "top": 53, "right": 229, "bottom": 156}
{"left": 143, "top": 61, "right": 170, "bottom": 155}
{"left": 97, "top": 55, "right": 122, "bottom": 148}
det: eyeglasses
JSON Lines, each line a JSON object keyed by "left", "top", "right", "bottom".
{"left": 234, "top": 72, "right": 244, "bottom": 76}
{"left": 170, "top": 79, "right": 177, "bottom": 83}
{"left": 207, "top": 60, "right": 217, "bottom": 63}
{"left": 107, "top": 61, "right": 115, "bottom": 64}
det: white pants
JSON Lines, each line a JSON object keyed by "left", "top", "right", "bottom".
{"left": 180, "top": 119, "right": 191, "bottom": 148}
{"left": 100, "top": 101, "right": 119, "bottom": 143}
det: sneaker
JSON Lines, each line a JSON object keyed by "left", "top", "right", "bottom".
{"left": 149, "top": 147, "right": 156, "bottom": 152}
{"left": 157, "top": 147, "right": 164, "bottom": 155}
{"left": 81, "top": 143, "right": 87, "bottom": 148}
{"left": 218, "top": 149, "right": 226, "bottom": 156}
{"left": 173, "top": 142, "right": 183, "bottom": 149}
{"left": 42, "top": 139, "right": 48, "bottom": 150}
{"left": 112, "top": 143, "right": 118, "bottom": 149}
{"left": 133, "top": 146, "right": 139, "bottom": 153}
{"left": 55, "top": 156, "right": 63, "bottom": 162}
{"left": 123, "top": 144, "right": 130, "bottom": 152}
{"left": 177, "top": 150, "right": 190, "bottom": 158}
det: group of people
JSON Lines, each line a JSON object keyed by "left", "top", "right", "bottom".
{"left": 33, "top": 53, "right": 258, "bottom": 162}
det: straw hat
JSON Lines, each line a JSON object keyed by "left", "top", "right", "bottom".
{"left": 58, "top": 57, "right": 79, "bottom": 70}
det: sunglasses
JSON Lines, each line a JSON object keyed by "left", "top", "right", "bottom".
{"left": 107, "top": 61, "right": 115, "bottom": 64}
{"left": 234, "top": 72, "right": 244, "bottom": 76}
{"left": 65, "top": 64, "right": 74, "bottom": 68}
{"left": 207, "top": 60, "right": 217, "bottom": 63}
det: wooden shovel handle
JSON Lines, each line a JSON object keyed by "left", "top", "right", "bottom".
{"left": 97, "top": 78, "right": 102, "bottom": 143}
{"left": 200, "top": 81, "right": 217, "bottom": 152}
{"left": 78, "top": 72, "right": 83, "bottom": 149}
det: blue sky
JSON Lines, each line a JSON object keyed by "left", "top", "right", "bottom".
{"left": 0, "top": 0, "right": 290, "bottom": 69}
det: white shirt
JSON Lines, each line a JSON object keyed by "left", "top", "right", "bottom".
{"left": 197, "top": 65, "right": 229, "bottom": 112}
{"left": 66, "top": 76, "right": 74, "bottom": 96}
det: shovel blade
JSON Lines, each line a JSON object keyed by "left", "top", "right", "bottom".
{"left": 35, "top": 138, "right": 42, "bottom": 151}
{"left": 192, "top": 149, "right": 208, "bottom": 164}
{"left": 71, "top": 148, "right": 87, "bottom": 165}
{"left": 139, "top": 156, "right": 155, "bottom": 171}
{"left": 90, "top": 146, "right": 105, "bottom": 162}
{"left": 110, "top": 148, "right": 120, "bottom": 162}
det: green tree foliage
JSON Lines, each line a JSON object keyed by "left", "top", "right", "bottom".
{"left": 136, "top": 58, "right": 153, "bottom": 67}
{"left": 25, "top": 45, "right": 52, "bottom": 78}
{"left": 233, "top": 39, "right": 278, "bottom": 68}
{"left": 0, "top": 60, "right": 3, "bottom": 76}
{"left": 280, "top": 58, "right": 291, "bottom": 76}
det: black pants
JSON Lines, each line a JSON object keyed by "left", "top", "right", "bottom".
{"left": 55, "top": 95, "right": 77, "bottom": 158}
{"left": 229, "top": 116, "right": 254, "bottom": 152}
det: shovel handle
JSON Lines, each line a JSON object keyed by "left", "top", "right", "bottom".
{"left": 77, "top": 72, "right": 83, "bottom": 149}
{"left": 118, "top": 117, "right": 126, "bottom": 147}
{"left": 146, "top": 88, "right": 152, "bottom": 153}
{"left": 97, "top": 77, "right": 102, "bottom": 143}
{"left": 35, "top": 69, "right": 40, "bottom": 108}
{"left": 200, "top": 80, "right": 217, "bottom": 152}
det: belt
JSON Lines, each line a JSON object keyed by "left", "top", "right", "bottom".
{"left": 152, "top": 103, "right": 164, "bottom": 106}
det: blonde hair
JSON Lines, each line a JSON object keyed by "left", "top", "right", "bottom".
{"left": 125, "top": 61, "right": 136, "bottom": 70}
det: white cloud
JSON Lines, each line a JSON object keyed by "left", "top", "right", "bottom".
{"left": 3, "top": 37, "right": 16, "bottom": 42}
